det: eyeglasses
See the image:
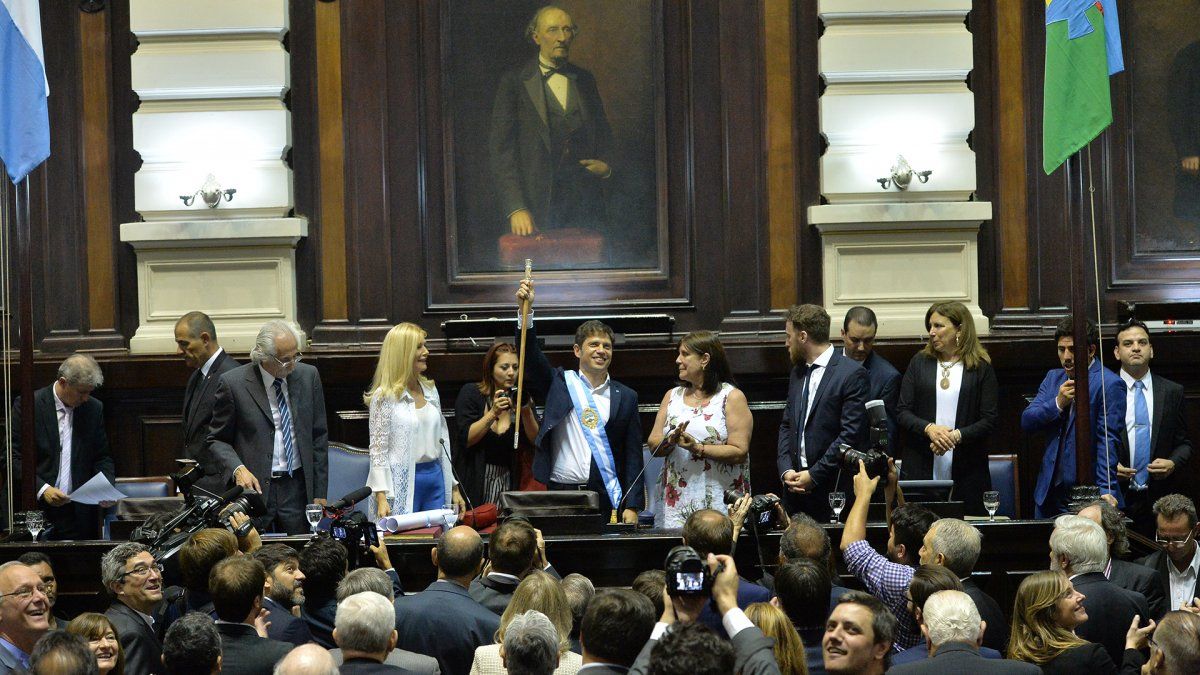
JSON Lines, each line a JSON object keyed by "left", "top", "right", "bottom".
{"left": 118, "top": 562, "right": 163, "bottom": 580}
{"left": 271, "top": 352, "right": 303, "bottom": 368}
{"left": 1155, "top": 531, "right": 1196, "bottom": 548}
{"left": 0, "top": 583, "right": 49, "bottom": 602}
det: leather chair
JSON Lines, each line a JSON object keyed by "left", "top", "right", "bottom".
{"left": 102, "top": 476, "right": 175, "bottom": 539}
{"left": 327, "top": 442, "right": 371, "bottom": 517}
{"left": 987, "top": 454, "right": 1020, "bottom": 519}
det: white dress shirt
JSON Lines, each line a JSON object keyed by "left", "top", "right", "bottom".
{"left": 550, "top": 372, "right": 611, "bottom": 484}
{"left": 38, "top": 386, "right": 74, "bottom": 499}
{"left": 933, "top": 361, "right": 964, "bottom": 481}
{"left": 1120, "top": 369, "right": 1153, "bottom": 469}
{"left": 539, "top": 57, "right": 570, "bottom": 109}
{"left": 797, "top": 344, "right": 835, "bottom": 468}
{"left": 200, "top": 347, "right": 224, "bottom": 378}
{"left": 258, "top": 366, "right": 298, "bottom": 473}
{"left": 1168, "top": 542, "right": 1200, "bottom": 611}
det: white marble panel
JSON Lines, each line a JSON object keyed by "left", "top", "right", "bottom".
{"left": 820, "top": 84, "right": 974, "bottom": 146}
{"left": 820, "top": 144, "right": 976, "bottom": 203}
{"left": 135, "top": 161, "right": 293, "bottom": 221}
{"left": 132, "top": 108, "right": 290, "bottom": 163}
{"left": 131, "top": 41, "right": 289, "bottom": 100}
{"left": 820, "top": 22, "right": 973, "bottom": 84}
{"left": 130, "top": 0, "right": 288, "bottom": 40}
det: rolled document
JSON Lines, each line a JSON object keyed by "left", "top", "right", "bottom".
{"left": 377, "top": 508, "right": 458, "bottom": 533}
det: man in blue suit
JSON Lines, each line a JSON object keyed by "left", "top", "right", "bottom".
{"left": 1023, "top": 317, "right": 1126, "bottom": 518}
{"left": 839, "top": 306, "right": 901, "bottom": 453}
{"left": 516, "top": 280, "right": 644, "bottom": 523}
{"left": 777, "top": 304, "right": 870, "bottom": 520}
{"left": 394, "top": 526, "right": 498, "bottom": 675}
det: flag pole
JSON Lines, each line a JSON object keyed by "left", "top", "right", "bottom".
{"left": 15, "top": 176, "right": 34, "bottom": 513}
{"left": 1066, "top": 150, "right": 1094, "bottom": 500}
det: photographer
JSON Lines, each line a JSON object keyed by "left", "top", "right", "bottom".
{"left": 839, "top": 460, "right": 934, "bottom": 652}
{"left": 681, "top": 509, "right": 770, "bottom": 637}
{"left": 299, "top": 534, "right": 401, "bottom": 649}
{"left": 629, "top": 553, "right": 779, "bottom": 675}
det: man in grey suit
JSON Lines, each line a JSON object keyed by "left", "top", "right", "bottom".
{"left": 176, "top": 311, "right": 238, "bottom": 496}
{"left": 330, "top": 568, "right": 440, "bottom": 673}
{"left": 207, "top": 320, "right": 328, "bottom": 534}
{"left": 887, "top": 591, "right": 1039, "bottom": 674}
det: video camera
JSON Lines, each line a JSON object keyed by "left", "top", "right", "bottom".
{"left": 722, "top": 489, "right": 781, "bottom": 532}
{"left": 132, "top": 460, "right": 266, "bottom": 561}
{"left": 324, "top": 486, "right": 378, "bottom": 569}
{"left": 839, "top": 399, "right": 892, "bottom": 480}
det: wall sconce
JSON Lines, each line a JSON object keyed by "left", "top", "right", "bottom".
{"left": 877, "top": 155, "right": 932, "bottom": 191}
{"left": 180, "top": 174, "right": 237, "bottom": 208}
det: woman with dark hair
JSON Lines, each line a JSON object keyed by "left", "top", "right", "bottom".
{"left": 454, "top": 342, "right": 541, "bottom": 506}
{"left": 647, "top": 330, "right": 753, "bottom": 528}
{"left": 67, "top": 613, "right": 125, "bottom": 675}
{"left": 895, "top": 301, "right": 998, "bottom": 515}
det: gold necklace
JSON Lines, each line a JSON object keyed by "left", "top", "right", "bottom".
{"left": 939, "top": 360, "right": 955, "bottom": 390}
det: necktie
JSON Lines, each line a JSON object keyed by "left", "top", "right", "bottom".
{"left": 1133, "top": 380, "right": 1151, "bottom": 487}
{"left": 796, "top": 365, "right": 812, "bottom": 468}
{"left": 273, "top": 378, "right": 297, "bottom": 472}
{"left": 56, "top": 407, "right": 72, "bottom": 494}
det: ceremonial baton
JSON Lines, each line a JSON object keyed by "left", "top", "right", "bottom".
{"left": 514, "top": 259, "right": 533, "bottom": 449}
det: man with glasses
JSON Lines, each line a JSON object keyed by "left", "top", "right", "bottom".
{"left": 102, "top": 542, "right": 166, "bottom": 675}
{"left": 207, "top": 319, "right": 329, "bottom": 534}
{"left": 0, "top": 562, "right": 51, "bottom": 673}
{"left": 1137, "top": 494, "right": 1200, "bottom": 612}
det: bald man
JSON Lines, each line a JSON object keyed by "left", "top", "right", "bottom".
{"left": 273, "top": 644, "right": 338, "bottom": 675}
{"left": 394, "top": 526, "right": 499, "bottom": 675}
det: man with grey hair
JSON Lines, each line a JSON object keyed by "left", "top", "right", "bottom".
{"left": 501, "top": 610, "right": 559, "bottom": 675}
{"left": 274, "top": 643, "right": 339, "bottom": 675}
{"left": 888, "top": 590, "right": 1038, "bottom": 674}
{"left": 1133, "top": 610, "right": 1200, "bottom": 675}
{"left": 332, "top": 592, "right": 406, "bottom": 673}
{"left": 330, "top": 570, "right": 440, "bottom": 674}
{"left": 0, "top": 561, "right": 51, "bottom": 673}
{"left": 1078, "top": 499, "right": 1167, "bottom": 619}
{"left": 917, "top": 518, "right": 1008, "bottom": 652}
{"left": 208, "top": 319, "right": 329, "bottom": 534}
{"left": 102, "top": 542, "right": 166, "bottom": 675}
{"left": 1137, "top": 493, "right": 1200, "bottom": 612}
{"left": 9, "top": 353, "right": 115, "bottom": 539}
{"left": 1050, "top": 514, "right": 1150, "bottom": 666}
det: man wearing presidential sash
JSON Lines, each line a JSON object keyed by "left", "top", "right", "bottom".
{"left": 516, "top": 280, "right": 644, "bottom": 523}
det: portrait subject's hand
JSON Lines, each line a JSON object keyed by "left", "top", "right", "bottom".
{"left": 509, "top": 209, "right": 535, "bottom": 236}
{"left": 579, "top": 159, "right": 610, "bottom": 177}
{"left": 1182, "top": 156, "right": 1200, "bottom": 173}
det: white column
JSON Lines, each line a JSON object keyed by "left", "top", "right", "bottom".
{"left": 121, "top": 0, "right": 306, "bottom": 353}
{"left": 810, "top": 0, "right": 990, "bottom": 336}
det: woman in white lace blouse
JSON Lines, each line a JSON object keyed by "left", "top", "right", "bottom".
{"left": 366, "top": 322, "right": 467, "bottom": 518}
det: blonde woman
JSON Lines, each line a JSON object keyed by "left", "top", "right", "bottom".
{"left": 366, "top": 323, "right": 466, "bottom": 518}
{"left": 470, "top": 570, "right": 581, "bottom": 675}
{"left": 1008, "top": 571, "right": 1117, "bottom": 673}
{"left": 745, "top": 602, "right": 808, "bottom": 675}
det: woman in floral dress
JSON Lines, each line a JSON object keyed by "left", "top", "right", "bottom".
{"left": 648, "top": 330, "right": 754, "bottom": 528}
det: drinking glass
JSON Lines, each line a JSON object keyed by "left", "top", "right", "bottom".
{"left": 304, "top": 504, "right": 323, "bottom": 534}
{"left": 828, "top": 492, "right": 847, "bottom": 524}
{"left": 982, "top": 490, "right": 1000, "bottom": 522}
{"left": 893, "top": 459, "right": 903, "bottom": 480}
{"left": 24, "top": 511, "right": 43, "bottom": 541}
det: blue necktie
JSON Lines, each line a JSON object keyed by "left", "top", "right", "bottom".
{"left": 1133, "top": 380, "right": 1151, "bottom": 487}
{"left": 273, "top": 378, "right": 297, "bottom": 472}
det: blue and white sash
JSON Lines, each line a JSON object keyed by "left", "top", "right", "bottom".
{"left": 564, "top": 370, "right": 623, "bottom": 508}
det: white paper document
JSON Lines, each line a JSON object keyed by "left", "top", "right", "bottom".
{"left": 376, "top": 508, "right": 458, "bottom": 533}
{"left": 69, "top": 473, "right": 127, "bottom": 505}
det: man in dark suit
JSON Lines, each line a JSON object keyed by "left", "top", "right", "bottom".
{"left": 888, "top": 590, "right": 1039, "bottom": 674}
{"left": 773, "top": 560, "right": 830, "bottom": 675}
{"left": 10, "top": 353, "right": 115, "bottom": 540}
{"left": 839, "top": 306, "right": 901, "bottom": 450}
{"left": 330, "top": 569, "right": 439, "bottom": 674}
{"left": 517, "top": 281, "right": 643, "bottom": 523}
{"left": 1110, "top": 320, "right": 1193, "bottom": 536}
{"left": 175, "top": 311, "right": 239, "bottom": 496}
{"left": 758, "top": 512, "right": 850, "bottom": 615}
{"left": 252, "top": 544, "right": 315, "bottom": 647}
{"left": 1023, "top": 317, "right": 1126, "bottom": 518}
{"left": 469, "top": 519, "right": 558, "bottom": 615}
{"left": 1078, "top": 499, "right": 1168, "bottom": 619}
{"left": 578, "top": 589, "right": 655, "bottom": 674}
{"left": 919, "top": 518, "right": 1010, "bottom": 653}
{"left": 161, "top": 611, "right": 222, "bottom": 675}
{"left": 777, "top": 304, "right": 869, "bottom": 520}
{"left": 207, "top": 319, "right": 329, "bottom": 534}
{"left": 681, "top": 510, "right": 771, "bottom": 637}
{"left": 103, "top": 543, "right": 167, "bottom": 675}
{"left": 1051, "top": 515, "right": 1150, "bottom": 666}
{"left": 1136, "top": 494, "right": 1200, "bottom": 613}
{"left": 394, "top": 526, "right": 499, "bottom": 675}
{"left": 489, "top": 5, "right": 613, "bottom": 238}
{"left": 209, "top": 556, "right": 292, "bottom": 674}
{"left": 0, "top": 562, "right": 51, "bottom": 673}
{"left": 335, "top": 592, "right": 415, "bottom": 674}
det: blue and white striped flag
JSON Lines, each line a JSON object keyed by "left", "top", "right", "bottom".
{"left": 0, "top": 0, "right": 49, "bottom": 184}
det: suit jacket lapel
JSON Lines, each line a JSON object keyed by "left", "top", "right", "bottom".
{"left": 36, "top": 387, "right": 62, "bottom": 456}
{"left": 245, "top": 366, "right": 273, "bottom": 423}
{"left": 522, "top": 61, "right": 551, "bottom": 150}
{"left": 956, "top": 367, "right": 978, "bottom": 429}
{"left": 807, "top": 352, "right": 839, "bottom": 418}
{"left": 182, "top": 369, "right": 201, "bottom": 424}
{"left": 1150, "top": 373, "right": 1165, "bottom": 453}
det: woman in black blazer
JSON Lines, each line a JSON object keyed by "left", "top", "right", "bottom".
{"left": 895, "top": 301, "right": 998, "bottom": 515}
{"left": 1008, "top": 571, "right": 1123, "bottom": 674}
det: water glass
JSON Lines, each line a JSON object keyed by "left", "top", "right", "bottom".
{"left": 828, "top": 491, "right": 847, "bottom": 524}
{"left": 304, "top": 504, "right": 323, "bottom": 534}
{"left": 983, "top": 490, "right": 1000, "bottom": 522}
{"left": 893, "top": 459, "right": 903, "bottom": 480}
{"left": 24, "top": 511, "right": 44, "bottom": 541}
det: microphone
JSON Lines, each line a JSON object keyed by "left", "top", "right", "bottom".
{"left": 327, "top": 486, "right": 372, "bottom": 511}
{"left": 612, "top": 448, "right": 651, "bottom": 524}
{"left": 439, "top": 439, "right": 474, "bottom": 515}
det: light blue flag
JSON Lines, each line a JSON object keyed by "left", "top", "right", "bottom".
{"left": 0, "top": 0, "right": 50, "bottom": 184}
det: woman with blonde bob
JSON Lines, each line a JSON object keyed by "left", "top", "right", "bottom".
{"left": 745, "top": 602, "right": 808, "bottom": 675}
{"left": 66, "top": 613, "right": 125, "bottom": 675}
{"left": 895, "top": 300, "right": 998, "bottom": 515}
{"left": 366, "top": 323, "right": 466, "bottom": 518}
{"left": 469, "top": 570, "right": 581, "bottom": 675}
{"left": 1008, "top": 570, "right": 1117, "bottom": 673}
